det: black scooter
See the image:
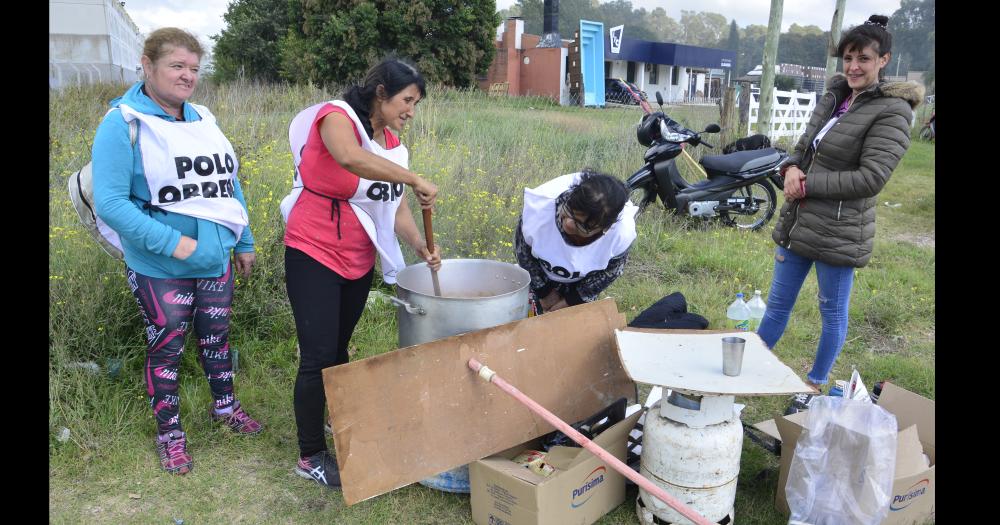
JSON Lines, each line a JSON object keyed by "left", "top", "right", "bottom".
{"left": 625, "top": 92, "right": 789, "bottom": 231}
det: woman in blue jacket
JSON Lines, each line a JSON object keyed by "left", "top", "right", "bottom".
{"left": 93, "top": 27, "right": 262, "bottom": 476}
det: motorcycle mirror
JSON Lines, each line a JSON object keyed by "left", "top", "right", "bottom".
{"left": 655, "top": 91, "right": 663, "bottom": 107}
{"left": 704, "top": 124, "right": 721, "bottom": 133}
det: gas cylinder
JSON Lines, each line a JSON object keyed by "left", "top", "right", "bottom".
{"left": 636, "top": 394, "right": 743, "bottom": 524}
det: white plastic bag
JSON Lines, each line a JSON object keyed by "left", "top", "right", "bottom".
{"left": 785, "top": 396, "right": 898, "bottom": 525}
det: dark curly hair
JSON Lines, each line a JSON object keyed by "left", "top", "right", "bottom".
{"left": 565, "top": 169, "right": 629, "bottom": 231}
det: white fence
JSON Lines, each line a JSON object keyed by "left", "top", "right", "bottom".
{"left": 748, "top": 89, "right": 817, "bottom": 141}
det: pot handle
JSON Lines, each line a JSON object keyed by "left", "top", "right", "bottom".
{"left": 389, "top": 296, "right": 426, "bottom": 315}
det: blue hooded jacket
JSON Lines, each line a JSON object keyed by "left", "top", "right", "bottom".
{"left": 92, "top": 82, "right": 254, "bottom": 278}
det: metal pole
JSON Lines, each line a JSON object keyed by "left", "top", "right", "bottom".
{"left": 468, "top": 358, "right": 715, "bottom": 525}
{"left": 757, "top": 0, "right": 784, "bottom": 137}
{"left": 825, "top": 0, "right": 847, "bottom": 80}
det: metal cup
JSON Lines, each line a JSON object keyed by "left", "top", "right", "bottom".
{"left": 722, "top": 337, "right": 746, "bottom": 376}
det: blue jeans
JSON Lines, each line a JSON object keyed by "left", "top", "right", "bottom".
{"left": 757, "top": 246, "right": 855, "bottom": 385}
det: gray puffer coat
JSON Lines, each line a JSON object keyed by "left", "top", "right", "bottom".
{"left": 771, "top": 74, "right": 924, "bottom": 267}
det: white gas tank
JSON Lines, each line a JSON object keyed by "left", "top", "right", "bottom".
{"left": 637, "top": 397, "right": 743, "bottom": 524}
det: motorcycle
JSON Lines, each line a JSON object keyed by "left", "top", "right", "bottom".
{"left": 918, "top": 110, "right": 935, "bottom": 141}
{"left": 625, "top": 91, "right": 789, "bottom": 231}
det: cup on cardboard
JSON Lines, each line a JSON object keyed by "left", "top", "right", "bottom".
{"left": 722, "top": 337, "right": 746, "bottom": 376}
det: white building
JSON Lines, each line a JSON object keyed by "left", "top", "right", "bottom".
{"left": 49, "top": 0, "right": 144, "bottom": 88}
{"left": 604, "top": 29, "right": 736, "bottom": 104}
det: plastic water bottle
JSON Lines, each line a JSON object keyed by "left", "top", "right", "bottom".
{"left": 726, "top": 293, "right": 751, "bottom": 331}
{"left": 747, "top": 290, "right": 767, "bottom": 331}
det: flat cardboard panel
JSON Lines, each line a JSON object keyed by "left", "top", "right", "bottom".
{"left": 615, "top": 328, "right": 817, "bottom": 395}
{"left": 324, "top": 299, "right": 635, "bottom": 505}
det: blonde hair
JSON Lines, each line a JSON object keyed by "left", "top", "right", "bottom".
{"left": 143, "top": 27, "right": 204, "bottom": 63}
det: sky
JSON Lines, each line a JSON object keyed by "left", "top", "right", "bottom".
{"left": 121, "top": 0, "right": 906, "bottom": 54}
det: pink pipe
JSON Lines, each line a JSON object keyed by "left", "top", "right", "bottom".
{"left": 468, "top": 358, "right": 714, "bottom": 525}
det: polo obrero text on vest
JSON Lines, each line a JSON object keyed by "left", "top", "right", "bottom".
{"left": 161, "top": 152, "right": 239, "bottom": 202}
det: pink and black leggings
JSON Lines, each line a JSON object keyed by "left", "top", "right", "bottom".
{"left": 126, "top": 265, "right": 237, "bottom": 434}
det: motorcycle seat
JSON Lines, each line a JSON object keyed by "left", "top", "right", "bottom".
{"left": 701, "top": 148, "right": 783, "bottom": 175}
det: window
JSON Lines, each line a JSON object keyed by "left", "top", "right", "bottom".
{"left": 649, "top": 64, "right": 658, "bottom": 84}
{"left": 605, "top": 61, "right": 611, "bottom": 78}
{"left": 671, "top": 66, "right": 680, "bottom": 85}
{"left": 627, "top": 62, "right": 636, "bottom": 83}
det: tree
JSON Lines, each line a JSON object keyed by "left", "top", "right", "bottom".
{"left": 211, "top": 0, "right": 292, "bottom": 82}
{"left": 923, "top": 30, "right": 934, "bottom": 92}
{"left": 645, "top": 7, "right": 682, "bottom": 42}
{"left": 889, "top": 0, "right": 935, "bottom": 76}
{"left": 774, "top": 74, "right": 796, "bottom": 90}
{"left": 679, "top": 10, "right": 727, "bottom": 47}
{"left": 598, "top": 0, "right": 655, "bottom": 40}
{"left": 787, "top": 23, "right": 823, "bottom": 36}
{"left": 278, "top": 0, "right": 499, "bottom": 87}
{"left": 516, "top": 0, "right": 659, "bottom": 41}
{"left": 497, "top": 4, "right": 521, "bottom": 21}
{"left": 778, "top": 30, "right": 827, "bottom": 67}
{"left": 738, "top": 25, "right": 767, "bottom": 76}
{"left": 725, "top": 21, "right": 740, "bottom": 80}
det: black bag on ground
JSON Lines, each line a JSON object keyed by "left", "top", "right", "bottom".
{"left": 628, "top": 292, "right": 709, "bottom": 330}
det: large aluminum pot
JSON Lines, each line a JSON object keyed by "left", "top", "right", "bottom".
{"left": 392, "top": 258, "right": 530, "bottom": 349}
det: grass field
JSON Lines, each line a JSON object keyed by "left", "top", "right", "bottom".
{"left": 49, "top": 81, "right": 934, "bottom": 524}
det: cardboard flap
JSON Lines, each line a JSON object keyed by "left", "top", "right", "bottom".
{"left": 480, "top": 456, "right": 548, "bottom": 487}
{"left": 752, "top": 418, "right": 782, "bottom": 441}
{"left": 877, "top": 382, "right": 935, "bottom": 449}
{"left": 544, "top": 445, "right": 583, "bottom": 471}
{"left": 544, "top": 411, "right": 643, "bottom": 470}
{"left": 774, "top": 410, "right": 810, "bottom": 443}
{"left": 894, "top": 425, "right": 927, "bottom": 479}
{"left": 324, "top": 298, "right": 636, "bottom": 505}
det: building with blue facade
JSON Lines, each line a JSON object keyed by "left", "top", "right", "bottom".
{"left": 603, "top": 29, "right": 736, "bottom": 103}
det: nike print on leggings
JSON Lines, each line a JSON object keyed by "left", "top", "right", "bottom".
{"left": 127, "top": 265, "right": 237, "bottom": 433}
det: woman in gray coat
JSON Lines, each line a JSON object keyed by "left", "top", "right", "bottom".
{"left": 757, "top": 15, "right": 924, "bottom": 406}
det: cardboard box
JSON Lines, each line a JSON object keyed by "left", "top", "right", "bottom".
{"left": 759, "top": 382, "right": 935, "bottom": 524}
{"left": 471, "top": 411, "right": 643, "bottom": 525}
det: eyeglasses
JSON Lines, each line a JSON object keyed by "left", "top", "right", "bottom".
{"left": 558, "top": 201, "right": 603, "bottom": 236}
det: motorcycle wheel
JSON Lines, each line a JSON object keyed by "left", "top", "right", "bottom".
{"left": 720, "top": 180, "right": 777, "bottom": 231}
{"left": 630, "top": 185, "right": 658, "bottom": 213}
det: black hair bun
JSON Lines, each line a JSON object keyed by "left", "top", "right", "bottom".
{"left": 867, "top": 15, "right": 889, "bottom": 29}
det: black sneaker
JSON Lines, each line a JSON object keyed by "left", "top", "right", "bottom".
{"left": 295, "top": 450, "right": 342, "bottom": 488}
{"left": 784, "top": 393, "right": 815, "bottom": 415}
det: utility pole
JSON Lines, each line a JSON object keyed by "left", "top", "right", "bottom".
{"left": 825, "top": 0, "right": 847, "bottom": 80}
{"left": 757, "top": 0, "right": 783, "bottom": 137}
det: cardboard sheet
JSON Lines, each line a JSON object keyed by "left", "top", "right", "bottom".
{"left": 323, "top": 298, "right": 635, "bottom": 505}
{"left": 614, "top": 328, "right": 816, "bottom": 395}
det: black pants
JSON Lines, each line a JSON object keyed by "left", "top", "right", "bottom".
{"left": 285, "top": 247, "right": 374, "bottom": 458}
